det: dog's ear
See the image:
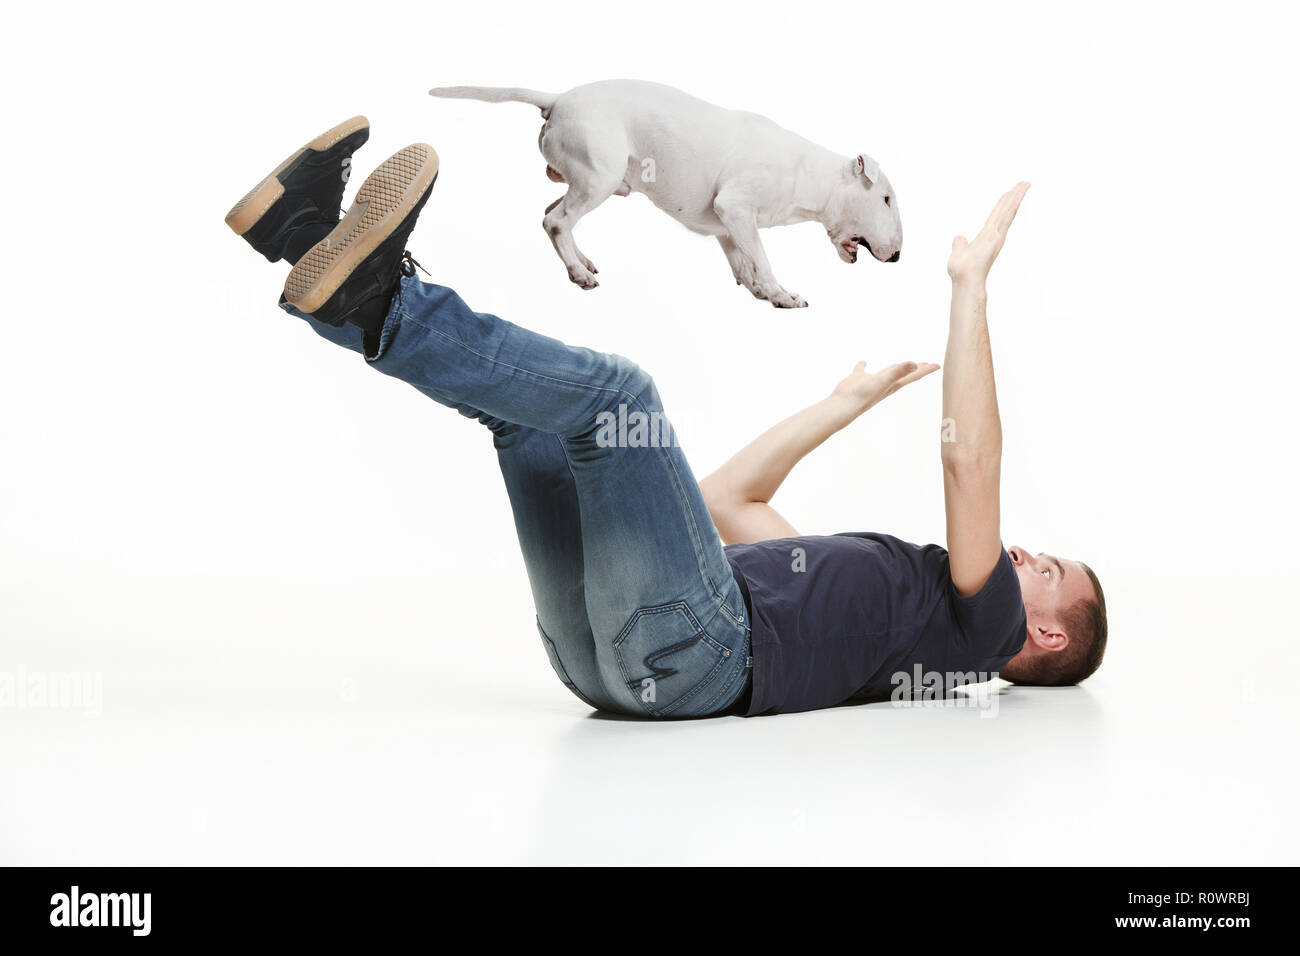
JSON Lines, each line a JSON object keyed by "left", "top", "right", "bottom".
{"left": 853, "top": 154, "right": 881, "bottom": 186}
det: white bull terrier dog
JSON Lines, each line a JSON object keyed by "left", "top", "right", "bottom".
{"left": 428, "top": 79, "right": 902, "bottom": 308}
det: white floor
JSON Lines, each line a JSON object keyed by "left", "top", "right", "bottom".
{"left": 3, "top": 566, "right": 1295, "bottom": 866}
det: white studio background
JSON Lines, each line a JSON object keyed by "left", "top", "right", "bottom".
{"left": 1, "top": 0, "right": 1297, "bottom": 864}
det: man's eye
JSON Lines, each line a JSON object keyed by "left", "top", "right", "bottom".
{"left": 1040, "top": 569, "right": 1051, "bottom": 578}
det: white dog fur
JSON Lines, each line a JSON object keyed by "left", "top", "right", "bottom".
{"left": 429, "top": 79, "right": 902, "bottom": 308}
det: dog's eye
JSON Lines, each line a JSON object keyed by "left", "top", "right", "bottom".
{"left": 884, "top": 195, "right": 892, "bottom": 207}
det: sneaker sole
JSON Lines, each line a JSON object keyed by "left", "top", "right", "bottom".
{"left": 224, "top": 115, "right": 370, "bottom": 236}
{"left": 283, "top": 143, "right": 439, "bottom": 315}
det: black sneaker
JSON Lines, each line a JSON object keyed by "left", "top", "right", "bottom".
{"left": 282, "top": 143, "right": 439, "bottom": 332}
{"left": 225, "top": 116, "right": 370, "bottom": 263}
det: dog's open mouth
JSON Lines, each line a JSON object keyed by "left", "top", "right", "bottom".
{"left": 838, "top": 237, "right": 869, "bottom": 264}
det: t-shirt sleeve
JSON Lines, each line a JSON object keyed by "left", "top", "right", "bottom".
{"left": 948, "top": 547, "right": 1027, "bottom": 664}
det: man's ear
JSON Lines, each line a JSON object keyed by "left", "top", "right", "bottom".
{"left": 1030, "top": 625, "right": 1069, "bottom": 652}
{"left": 853, "top": 154, "right": 881, "bottom": 186}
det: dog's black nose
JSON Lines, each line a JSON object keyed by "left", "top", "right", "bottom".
{"left": 888, "top": 250, "right": 901, "bottom": 263}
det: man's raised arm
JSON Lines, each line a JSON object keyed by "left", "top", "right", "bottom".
{"left": 940, "top": 182, "right": 1030, "bottom": 596}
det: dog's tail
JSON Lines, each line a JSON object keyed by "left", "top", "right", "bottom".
{"left": 428, "top": 86, "right": 558, "bottom": 119}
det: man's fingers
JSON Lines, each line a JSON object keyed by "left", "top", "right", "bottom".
{"left": 980, "top": 197, "right": 1012, "bottom": 238}
{"left": 981, "top": 187, "right": 1018, "bottom": 233}
{"left": 998, "top": 181, "right": 1030, "bottom": 232}
{"left": 980, "top": 181, "right": 1030, "bottom": 238}
{"left": 908, "top": 362, "right": 941, "bottom": 381}
{"left": 895, "top": 362, "right": 940, "bottom": 387}
{"left": 992, "top": 181, "right": 1031, "bottom": 234}
{"left": 981, "top": 200, "right": 1004, "bottom": 236}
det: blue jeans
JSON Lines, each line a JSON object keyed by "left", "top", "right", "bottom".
{"left": 282, "top": 276, "right": 753, "bottom": 717}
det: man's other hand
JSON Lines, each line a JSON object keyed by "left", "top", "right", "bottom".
{"left": 832, "top": 360, "right": 940, "bottom": 414}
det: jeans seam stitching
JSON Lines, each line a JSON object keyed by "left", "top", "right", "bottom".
{"left": 398, "top": 309, "right": 641, "bottom": 416}
{"left": 612, "top": 389, "right": 738, "bottom": 623}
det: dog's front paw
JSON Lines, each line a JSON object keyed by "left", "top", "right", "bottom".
{"left": 567, "top": 266, "right": 599, "bottom": 290}
{"left": 769, "top": 289, "right": 808, "bottom": 309}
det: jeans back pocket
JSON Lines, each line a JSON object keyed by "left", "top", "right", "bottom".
{"left": 613, "top": 602, "right": 734, "bottom": 717}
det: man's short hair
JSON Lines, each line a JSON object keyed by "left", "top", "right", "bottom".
{"left": 1018, "top": 562, "right": 1107, "bottom": 685}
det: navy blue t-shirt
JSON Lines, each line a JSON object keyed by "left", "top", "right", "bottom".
{"left": 724, "top": 532, "right": 1027, "bottom": 716}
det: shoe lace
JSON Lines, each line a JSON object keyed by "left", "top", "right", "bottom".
{"left": 399, "top": 250, "right": 429, "bottom": 278}
{"left": 394, "top": 250, "right": 430, "bottom": 311}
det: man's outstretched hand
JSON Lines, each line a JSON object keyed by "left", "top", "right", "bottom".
{"left": 832, "top": 359, "right": 940, "bottom": 413}
{"left": 947, "top": 182, "right": 1031, "bottom": 286}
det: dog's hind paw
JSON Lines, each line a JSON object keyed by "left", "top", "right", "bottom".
{"left": 769, "top": 289, "right": 808, "bottom": 309}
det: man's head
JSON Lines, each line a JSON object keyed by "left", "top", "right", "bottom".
{"left": 1001, "top": 545, "right": 1108, "bottom": 685}
{"left": 825, "top": 154, "right": 903, "bottom": 265}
